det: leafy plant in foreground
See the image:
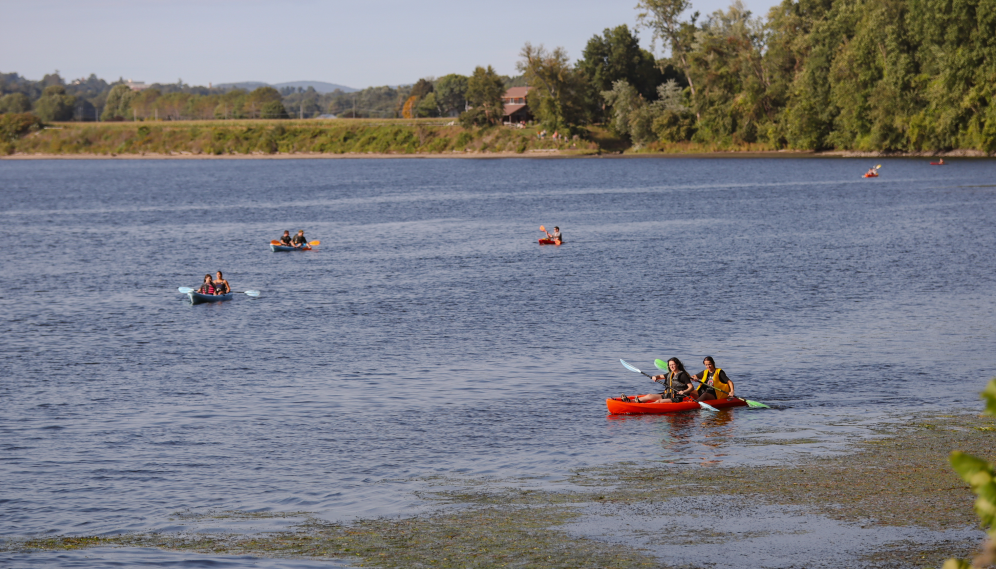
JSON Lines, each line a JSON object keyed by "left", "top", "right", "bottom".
{"left": 945, "top": 379, "right": 996, "bottom": 569}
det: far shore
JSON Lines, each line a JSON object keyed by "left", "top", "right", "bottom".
{"left": 2, "top": 148, "right": 990, "bottom": 160}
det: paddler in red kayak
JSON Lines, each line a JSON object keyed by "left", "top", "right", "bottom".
{"left": 544, "top": 226, "right": 563, "bottom": 244}
{"left": 691, "top": 356, "right": 734, "bottom": 401}
{"left": 620, "top": 357, "right": 695, "bottom": 403}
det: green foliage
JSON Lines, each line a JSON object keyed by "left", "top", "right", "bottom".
{"left": 34, "top": 85, "right": 76, "bottom": 121}
{"left": 945, "top": 378, "right": 996, "bottom": 568}
{"left": 0, "top": 92, "right": 32, "bottom": 114}
{"left": 578, "top": 24, "right": 669, "bottom": 122}
{"left": 101, "top": 84, "right": 135, "bottom": 121}
{"left": 0, "top": 112, "right": 42, "bottom": 141}
{"left": 518, "top": 43, "right": 589, "bottom": 132}
{"left": 434, "top": 74, "right": 468, "bottom": 117}
{"left": 261, "top": 100, "right": 288, "bottom": 119}
{"left": 464, "top": 66, "right": 505, "bottom": 125}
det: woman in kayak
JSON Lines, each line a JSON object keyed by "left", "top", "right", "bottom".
{"left": 279, "top": 230, "right": 293, "bottom": 246}
{"left": 621, "top": 357, "right": 695, "bottom": 403}
{"left": 213, "top": 271, "right": 230, "bottom": 294}
{"left": 196, "top": 274, "right": 216, "bottom": 295}
{"left": 692, "top": 356, "right": 734, "bottom": 401}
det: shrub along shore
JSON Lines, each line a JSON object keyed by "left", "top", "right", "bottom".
{"left": 3, "top": 117, "right": 989, "bottom": 158}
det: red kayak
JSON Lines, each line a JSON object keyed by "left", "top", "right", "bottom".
{"left": 606, "top": 396, "right": 748, "bottom": 415}
{"left": 930, "top": 161, "right": 945, "bottom": 165}
{"left": 538, "top": 238, "right": 562, "bottom": 245}
{"left": 863, "top": 172, "right": 879, "bottom": 178}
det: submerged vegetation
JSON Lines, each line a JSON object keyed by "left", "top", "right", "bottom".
{"left": 5, "top": 411, "right": 994, "bottom": 567}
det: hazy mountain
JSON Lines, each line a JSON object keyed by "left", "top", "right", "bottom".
{"left": 216, "top": 81, "right": 357, "bottom": 93}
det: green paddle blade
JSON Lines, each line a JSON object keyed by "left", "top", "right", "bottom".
{"left": 745, "top": 399, "right": 770, "bottom": 409}
{"left": 654, "top": 359, "right": 668, "bottom": 370}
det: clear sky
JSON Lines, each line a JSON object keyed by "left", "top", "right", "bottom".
{"left": 1, "top": 0, "right": 783, "bottom": 89}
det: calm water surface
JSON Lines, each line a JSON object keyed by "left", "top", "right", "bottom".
{"left": 1, "top": 157, "right": 995, "bottom": 561}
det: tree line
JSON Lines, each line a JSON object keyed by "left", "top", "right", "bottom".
{"left": 3, "top": 0, "right": 995, "bottom": 151}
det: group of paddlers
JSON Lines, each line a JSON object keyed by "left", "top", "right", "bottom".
{"left": 277, "top": 229, "right": 309, "bottom": 248}
{"left": 621, "top": 356, "right": 733, "bottom": 404}
{"left": 195, "top": 271, "right": 231, "bottom": 295}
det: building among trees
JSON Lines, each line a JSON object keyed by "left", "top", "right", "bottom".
{"left": 502, "top": 87, "right": 531, "bottom": 124}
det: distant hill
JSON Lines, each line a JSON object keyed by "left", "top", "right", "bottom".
{"left": 216, "top": 81, "right": 357, "bottom": 93}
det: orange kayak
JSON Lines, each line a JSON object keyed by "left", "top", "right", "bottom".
{"left": 863, "top": 172, "right": 879, "bottom": 178}
{"left": 538, "top": 238, "right": 562, "bottom": 245}
{"left": 606, "top": 397, "right": 748, "bottom": 414}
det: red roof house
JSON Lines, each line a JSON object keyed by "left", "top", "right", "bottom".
{"left": 502, "top": 86, "right": 532, "bottom": 123}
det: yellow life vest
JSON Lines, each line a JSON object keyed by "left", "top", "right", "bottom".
{"left": 700, "top": 368, "right": 732, "bottom": 399}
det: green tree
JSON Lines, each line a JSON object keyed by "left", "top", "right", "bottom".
{"left": 244, "top": 86, "right": 283, "bottom": 119}
{"left": 463, "top": 65, "right": 505, "bottom": 125}
{"left": 33, "top": 85, "right": 76, "bottom": 121}
{"left": 578, "top": 25, "right": 665, "bottom": 104}
{"left": 101, "top": 84, "right": 136, "bottom": 121}
{"left": 517, "top": 43, "right": 590, "bottom": 131}
{"left": 636, "top": 0, "right": 701, "bottom": 109}
{"left": 0, "top": 92, "right": 32, "bottom": 114}
{"left": 261, "top": 99, "right": 289, "bottom": 119}
{"left": 434, "top": 74, "right": 468, "bottom": 116}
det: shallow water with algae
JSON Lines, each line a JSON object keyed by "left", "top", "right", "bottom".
{"left": 1, "top": 157, "right": 995, "bottom": 566}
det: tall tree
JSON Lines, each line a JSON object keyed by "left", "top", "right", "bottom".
{"left": 464, "top": 65, "right": 505, "bottom": 125}
{"left": 518, "top": 43, "right": 589, "bottom": 130}
{"left": 578, "top": 24, "right": 665, "bottom": 102}
{"left": 101, "top": 84, "right": 135, "bottom": 121}
{"left": 34, "top": 85, "right": 76, "bottom": 121}
{"left": 636, "top": 0, "right": 700, "bottom": 111}
{"left": 434, "top": 74, "right": 468, "bottom": 116}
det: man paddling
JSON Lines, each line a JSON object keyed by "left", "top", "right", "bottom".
{"left": 291, "top": 229, "right": 308, "bottom": 248}
{"left": 691, "top": 356, "right": 734, "bottom": 402}
{"left": 544, "top": 226, "right": 563, "bottom": 244}
{"left": 279, "top": 230, "right": 293, "bottom": 246}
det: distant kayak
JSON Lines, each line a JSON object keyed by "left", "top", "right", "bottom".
{"left": 538, "top": 238, "right": 562, "bottom": 245}
{"left": 930, "top": 162, "right": 946, "bottom": 165}
{"left": 606, "top": 396, "right": 748, "bottom": 415}
{"left": 863, "top": 172, "right": 879, "bottom": 178}
{"left": 188, "top": 291, "right": 234, "bottom": 304}
{"left": 271, "top": 244, "right": 312, "bottom": 252}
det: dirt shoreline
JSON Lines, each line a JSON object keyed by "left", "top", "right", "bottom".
{"left": 2, "top": 148, "right": 991, "bottom": 160}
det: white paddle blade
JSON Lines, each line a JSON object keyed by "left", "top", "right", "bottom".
{"left": 178, "top": 287, "right": 194, "bottom": 293}
{"left": 243, "top": 290, "right": 260, "bottom": 297}
{"left": 619, "top": 359, "right": 642, "bottom": 374}
{"left": 698, "top": 401, "right": 719, "bottom": 412}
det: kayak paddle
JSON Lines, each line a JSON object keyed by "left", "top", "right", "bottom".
{"left": 270, "top": 240, "right": 319, "bottom": 246}
{"left": 654, "top": 359, "right": 769, "bottom": 409}
{"left": 620, "top": 359, "right": 717, "bottom": 412}
{"left": 539, "top": 225, "right": 546, "bottom": 233}
{"left": 178, "top": 286, "right": 260, "bottom": 297}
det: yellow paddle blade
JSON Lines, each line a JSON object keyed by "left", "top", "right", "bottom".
{"left": 875, "top": 164, "right": 882, "bottom": 169}
{"left": 539, "top": 225, "right": 545, "bottom": 232}
{"left": 309, "top": 240, "right": 320, "bottom": 245}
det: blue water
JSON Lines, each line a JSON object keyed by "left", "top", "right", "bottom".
{"left": 1, "top": 157, "right": 994, "bottom": 561}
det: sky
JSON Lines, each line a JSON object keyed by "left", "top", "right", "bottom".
{"left": 1, "top": 0, "right": 783, "bottom": 90}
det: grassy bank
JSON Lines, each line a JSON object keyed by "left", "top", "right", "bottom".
{"left": 2, "top": 118, "right": 602, "bottom": 157}
{"left": 5, "top": 413, "right": 993, "bottom": 568}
